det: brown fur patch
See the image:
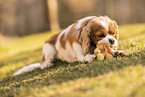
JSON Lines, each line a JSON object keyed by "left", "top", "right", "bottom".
{"left": 60, "top": 33, "right": 66, "bottom": 49}
{"left": 66, "top": 24, "right": 79, "bottom": 47}
{"left": 45, "top": 33, "right": 59, "bottom": 45}
{"left": 109, "top": 22, "right": 116, "bottom": 37}
{"left": 41, "top": 54, "right": 45, "bottom": 63}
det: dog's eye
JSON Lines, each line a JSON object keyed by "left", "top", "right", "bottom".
{"left": 98, "top": 34, "right": 105, "bottom": 37}
{"left": 109, "top": 31, "right": 115, "bottom": 35}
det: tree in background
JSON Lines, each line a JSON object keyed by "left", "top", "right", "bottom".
{"left": 47, "top": 0, "right": 60, "bottom": 32}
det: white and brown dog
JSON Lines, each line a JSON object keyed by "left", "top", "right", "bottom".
{"left": 14, "top": 16, "right": 126, "bottom": 76}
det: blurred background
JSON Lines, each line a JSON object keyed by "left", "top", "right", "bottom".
{"left": 0, "top": 0, "right": 145, "bottom": 36}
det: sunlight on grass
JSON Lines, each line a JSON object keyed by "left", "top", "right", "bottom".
{"left": 119, "top": 24, "right": 145, "bottom": 40}
{"left": 0, "top": 31, "right": 56, "bottom": 60}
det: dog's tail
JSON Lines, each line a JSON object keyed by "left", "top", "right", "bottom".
{"left": 13, "top": 63, "right": 41, "bottom": 76}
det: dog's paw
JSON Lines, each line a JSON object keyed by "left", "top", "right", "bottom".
{"left": 85, "top": 54, "right": 96, "bottom": 62}
{"left": 41, "top": 61, "right": 53, "bottom": 69}
{"left": 113, "top": 50, "right": 127, "bottom": 57}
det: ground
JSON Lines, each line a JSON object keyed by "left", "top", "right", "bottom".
{"left": 0, "top": 24, "right": 145, "bottom": 97}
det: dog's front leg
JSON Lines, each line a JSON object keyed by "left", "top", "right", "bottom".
{"left": 77, "top": 53, "right": 96, "bottom": 62}
{"left": 112, "top": 50, "right": 127, "bottom": 57}
{"left": 73, "top": 43, "right": 96, "bottom": 62}
{"left": 84, "top": 54, "right": 96, "bottom": 62}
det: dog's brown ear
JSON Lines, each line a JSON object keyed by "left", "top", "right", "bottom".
{"left": 79, "top": 23, "right": 92, "bottom": 55}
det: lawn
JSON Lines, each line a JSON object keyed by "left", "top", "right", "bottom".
{"left": 0, "top": 24, "right": 145, "bottom": 97}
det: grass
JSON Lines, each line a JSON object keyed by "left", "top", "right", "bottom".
{"left": 0, "top": 24, "right": 145, "bottom": 97}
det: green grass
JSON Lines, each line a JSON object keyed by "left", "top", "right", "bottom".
{"left": 0, "top": 24, "right": 145, "bottom": 97}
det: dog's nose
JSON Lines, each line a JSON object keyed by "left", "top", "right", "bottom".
{"left": 109, "top": 39, "right": 115, "bottom": 44}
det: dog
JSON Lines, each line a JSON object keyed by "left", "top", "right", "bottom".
{"left": 14, "top": 16, "right": 126, "bottom": 76}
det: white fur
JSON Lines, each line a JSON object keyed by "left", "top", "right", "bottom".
{"left": 84, "top": 54, "right": 96, "bottom": 62}
{"left": 73, "top": 42, "right": 84, "bottom": 62}
{"left": 64, "top": 24, "right": 74, "bottom": 37}
{"left": 56, "top": 41, "right": 95, "bottom": 63}
{"left": 73, "top": 42, "right": 96, "bottom": 62}
{"left": 56, "top": 42, "right": 76, "bottom": 62}
{"left": 75, "top": 16, "right": 96, "bottom": 30}
{"left": 41, "top": 43, "right": 56, "bottom": 69}
{"left": 99, "top": 20, "right": 109, "bottom": 32}
{"left": 13, "top": 63, "right": 41, "bottom": 76}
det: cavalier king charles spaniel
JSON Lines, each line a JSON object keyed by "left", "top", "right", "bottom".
{"left": 14, "top": 16, "right": 126, "bottom": 76}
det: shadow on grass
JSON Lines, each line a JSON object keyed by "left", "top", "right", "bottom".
{"left": 0, "top": 49, "right": 145, "bottom": 96}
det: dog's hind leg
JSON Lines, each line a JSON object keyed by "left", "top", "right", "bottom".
{"left": 41, "top": 43, "right": 56, "bottom": 69}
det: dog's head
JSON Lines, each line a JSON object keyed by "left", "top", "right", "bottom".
{"left": 79, "top": 16, "right": 119, "bottom": 55}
